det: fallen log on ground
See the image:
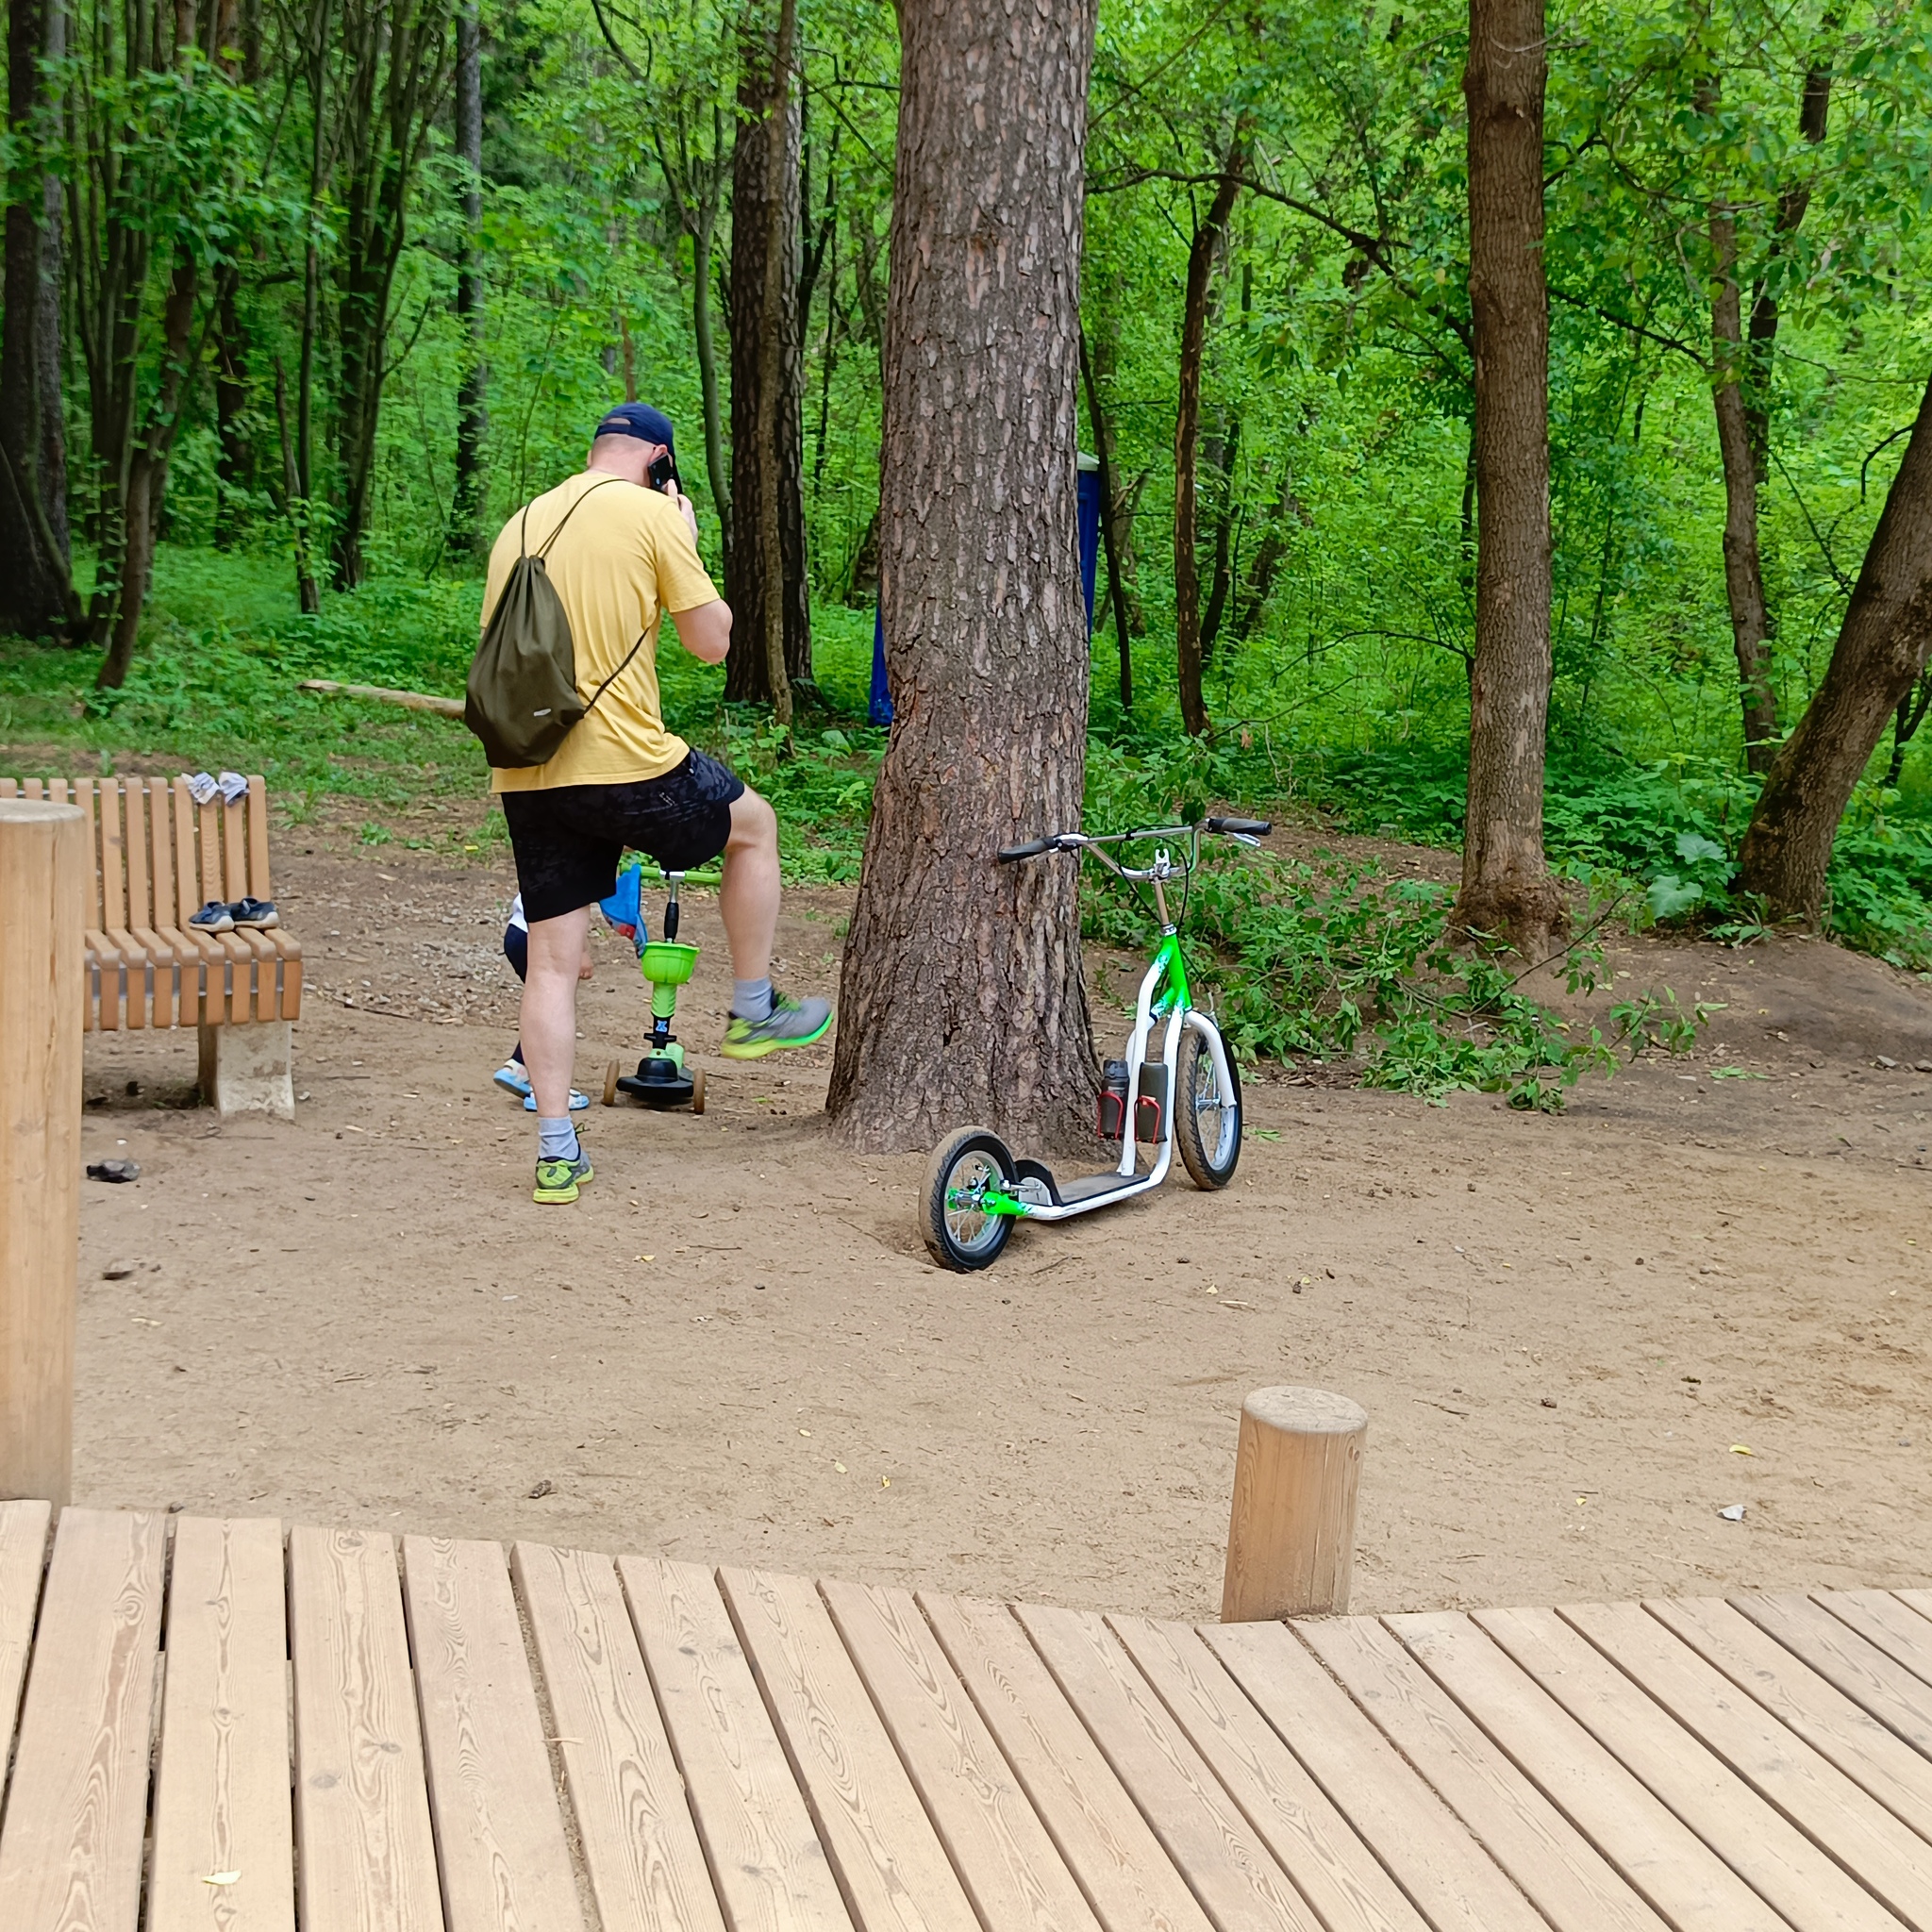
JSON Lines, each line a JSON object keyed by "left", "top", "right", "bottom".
{"left": 298, "top": 679, "right": 466, "bottom": 718}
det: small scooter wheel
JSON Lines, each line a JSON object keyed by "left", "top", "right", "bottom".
{"left": 691, "top": 1068, "right": 707, "bottom": 1115}
{"left": 921, "top": 1126, "right": 1017, "bottom": 1272}
{"left": 602, "top": 1060, "right": 620, "bottom": 1107}
{"left": 1175, "top": 1025, "right": 1242, "bottom": 1190}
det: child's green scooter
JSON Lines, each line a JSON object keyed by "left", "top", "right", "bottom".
{"left": 600, "top": 863, "right": 718, "bottom": 1115}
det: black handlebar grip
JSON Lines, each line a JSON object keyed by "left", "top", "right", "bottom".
{"left": 997, "top": 839, "right": 1054, "bottom": 863}
{"left": 1207, "top": 816, "right": 1273, "bottom": 836}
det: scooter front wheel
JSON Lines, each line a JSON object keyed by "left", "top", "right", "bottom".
{"left": 1175, "top": 1025, "right": 1242, "bottom": 1190}
{"left": 921, "top": 1126, "right": 1017, "bottom": 1272}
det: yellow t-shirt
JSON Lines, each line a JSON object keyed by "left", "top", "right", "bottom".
{"left": 483, "top": 471, "right": 721, "bottom": 791}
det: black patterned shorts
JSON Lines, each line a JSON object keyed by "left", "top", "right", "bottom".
{"left": 500, "top": 750, "right": 745, "bottom": 923}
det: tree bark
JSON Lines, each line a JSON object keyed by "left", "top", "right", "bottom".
{"left": 724, "top": 0, "right": 808, "bottom": 708}
{"left": 1455, "top": 0, "right": 1565, "bottom": 955}
{"left": 825, "top": 0, "right": 1098, "bottom": 1154}
{"left": 451, "top": 0, "right": 487, "bottom": 558}
{"left": 0, "top": 0, "right": 76, "bottom": 635}
{"left": 210, "top": 269, "right": 254, "bottom": 547}
{"left": 1736, "top": 367, "right": 1932, "bottom": 924}
{"left": 1173, "top": 134, "right": 1243, "bottom": 738}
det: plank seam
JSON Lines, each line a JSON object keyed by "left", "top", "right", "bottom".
{"left": 137, "top": 1511, "right": 181, "bottom": 1932}
{"left": 507, "top": 1541, "right": 612, "bottom": 1932}
{"left": 0, "top": 1504, "right": 56, "bottom": 1838}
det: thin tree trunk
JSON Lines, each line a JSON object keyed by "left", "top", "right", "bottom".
{"left": 1710, "top": 200, "right": 1779, "bottom": 771}
{"left": 825, "top": 0, "right": 1098, "bottom": 1154}
{"left": 1456, "top": 0, "right": 1565, "bottom": 955}
{"left": 691, "top": 192, "right": 730, "bottom": 548}
{"left": 1079, "top": 326, "right": 1133, "bottom": 708}
{"left": 211, "top": 269, "right": 253, "bottom": 546}
{"left": 1737, "top": 368, "right": 1932, "bottom": 924}
{"left": 1887, "top": 670, "right": 1931, "bottom": 787}
{"left": 1, "top": 0, "right": 76, "bottom": 634}
{"left": 1200, "top": 413, "right": 1240, "bottom": 660}
{"left": 451, "top": 0, "right": 487, "bottom": 557}
{"left": 97, "top": 255, "right": 197, "bottom": 688}
{"left": 724, "top": 1, "right": 804, "bottom": 710}
{"left": 1173, "top": 133, "right": 1243, "bottom": 738}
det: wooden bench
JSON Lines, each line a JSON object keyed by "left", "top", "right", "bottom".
{"left": 0, "top": 774, "right": 301, "bottom": 1118}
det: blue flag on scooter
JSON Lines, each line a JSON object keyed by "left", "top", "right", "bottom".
{"left": 599, "top": 859, "right": 649, "bottom": 956}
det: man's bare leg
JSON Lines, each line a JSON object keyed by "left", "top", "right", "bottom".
{"left": 717, "top": 784, "right": 833, "bottom": 1057}
{"left": 719, "top": 787, "right": 779, "bottom": 981}
{"left": 522, "top": 903, "right": 593, "bottom": 1122}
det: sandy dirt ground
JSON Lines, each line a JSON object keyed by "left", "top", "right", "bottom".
{"left": 69, "top": 838, "right": 1932, "bottom": 1620}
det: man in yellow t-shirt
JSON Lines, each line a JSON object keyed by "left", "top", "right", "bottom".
{"left": 483, "top": 403, "right": 832, "bottom": 1205}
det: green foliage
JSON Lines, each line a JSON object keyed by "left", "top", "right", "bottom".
{"left": 1083, "top": 838, "right": 1716, "bottom": 1111}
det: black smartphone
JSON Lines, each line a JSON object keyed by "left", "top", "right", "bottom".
{"left": 647, "top": 452, "right": 678, "bottom": 491}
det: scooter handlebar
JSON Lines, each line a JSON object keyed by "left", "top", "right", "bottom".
{"left": 1206, "top": 816, "right": 1273, "bottom": 837}
{"left": 997, "top": 838, "right": 1058, "bottom": 863}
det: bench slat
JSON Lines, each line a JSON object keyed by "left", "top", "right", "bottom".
{"left": 248, "top": 774, "right": 273, "bottom": 899}
{"left": 0, "top": 1500, "right": 54, "bottom": 1821}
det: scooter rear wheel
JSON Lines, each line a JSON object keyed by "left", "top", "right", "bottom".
{"left": 1175, "top": 1025, "right": 1242, "bottom": 1190}
{"left": 921, "top": 1126, "right": 1017, "bottom": 1272}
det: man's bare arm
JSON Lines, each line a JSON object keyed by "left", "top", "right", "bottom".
{"left": 672, "top": 599, "right": 732, "bottom": 665}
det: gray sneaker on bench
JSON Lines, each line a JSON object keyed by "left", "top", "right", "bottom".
{"left": 722, "top": 990, "right": 833, "bottom": 1059}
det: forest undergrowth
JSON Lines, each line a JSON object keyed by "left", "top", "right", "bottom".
{"left": 3, "top": 543, "right": 1928, "bottom": 1109}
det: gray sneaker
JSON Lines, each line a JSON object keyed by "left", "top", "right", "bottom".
{"left": 721, "top": 990, "right": 833, "bottom": 1058}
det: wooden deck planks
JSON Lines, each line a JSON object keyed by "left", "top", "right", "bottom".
{"left": 1731, "top": 1594, "right": 1932, "bottom": 1757}
{"left": 1561, "top": 1599, "right": 1932, "bottom": 1928}
{"left": 825, "top": 1578, "right": 1103, "bottom": 1932}
{"left": 1386, "top": 1610, "right": 1791, "bottom": 1932}
{"left": 1108, "top": 1615, "right": 1431, "bottom": 1932}
{"left": 1200, "top": 1618, "right": 1551, "bottom": 1932}
{"left": 1816, "top": 1593, "right": 1932, "bottom": 1692}
{"left": 719, "top": 1564, "right": 981, "bottom": 1932}
{"left": 620, "top": 1555, "right": 854, "bottom": 1932}
{"left": 401, "top": 1536, "right": 587, "bottom": 1932}
{"left": 1298, "top": 1612, "right": 1670, "bottom": 1932}
{"left": 289, "top": 1524, "right": 446, "bottom": 1932}
{"left": 1645, "top": 1598, "right": 1932, "bottom": 1846}
{"left": 919, "top": 1592, "right": 1215, "bottom": 1932}
{"left": 1474, "top": 1606, "right": 1903, "bottom": 1932}
{"left": 3, "top": 1502, "right": 1931, "bottom": 1932}
{"left": 149, "top": 1517, "right": 296, "bottom": 1932}
{"left": 1016, "top": 1600, "right": 1328, "bottom": 1932}
{"left": 513, "top": 1541, "right": 727, "bottom": 1932}
{"left": 0, "top": 1507, "right": 168, "bottom": 1932}
{"left": 0, "top": 1498, "right": 53, "bottom": 1817}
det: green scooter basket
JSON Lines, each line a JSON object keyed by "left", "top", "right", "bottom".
{"left": 639, "top": 941, "right": 699, "bottom": 986}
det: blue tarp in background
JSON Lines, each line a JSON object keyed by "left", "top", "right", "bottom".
{"left": 869, "top": 458, "right": 1102, "bottom": 726}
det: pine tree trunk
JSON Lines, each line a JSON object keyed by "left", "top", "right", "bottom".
{"left": 824, "top": 0, "right": 1098, "bottom": 1155}
{"left": 1173, "top": 140, "right": 1243, "bottom": 738}
{"left": 451, "top": 0, "right": 487, "bottom": 557}
{"left": 724, "top": 2, "right": 807, "bottom": 708}
{"left": 1455, "top": 0, "right": 1565, "bottom": 955}
{"left": 1710, "top": 204, "right": 1779, "bottom": 772}
{"left": 1736, "top": 367, "right": 1932, "bottom": 924}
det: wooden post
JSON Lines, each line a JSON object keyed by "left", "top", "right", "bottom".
{"left": 1221, "top": 1386, "right": 1366, "bottom": 1622}
{"left": 0, "top": 800, "right": 84, "bottom": 1506}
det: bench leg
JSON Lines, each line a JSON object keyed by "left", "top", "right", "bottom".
{"left": 197, "top": 1020, "right": 294, "bottom": 1121}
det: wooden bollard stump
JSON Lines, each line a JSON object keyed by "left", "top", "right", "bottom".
{"left": 1221, "top": 1386, "right": 1366, "bottom": 1621}
{"left": 0, "top": 800, "right": 85, "bottom": 1506}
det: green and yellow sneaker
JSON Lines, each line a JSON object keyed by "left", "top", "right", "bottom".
{"left": 532, "top": 1144, "right": 593, "bottom": 1205}
{"left": 722, "top": 989, "right": 834, "bottom": 1059}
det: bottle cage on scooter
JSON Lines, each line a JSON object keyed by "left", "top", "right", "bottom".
{"left": 976, "top": 816, "right": 1270, "bottom": 1216}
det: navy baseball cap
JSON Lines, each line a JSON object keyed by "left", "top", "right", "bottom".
{"left": 593, "top": 402, "right": 675, "bottom": 449}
